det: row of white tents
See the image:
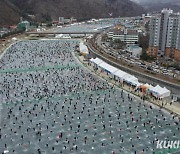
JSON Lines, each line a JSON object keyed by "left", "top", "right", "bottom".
{"left": 90, "top": 57, "right": 170, "bottom": 98}
{"left": 90, "top": 57, "right": 141, "bottom": 86}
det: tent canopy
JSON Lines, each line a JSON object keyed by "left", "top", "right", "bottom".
{"left": 112, "top": 70, "right": 128, "bottom": 79}
{"left": 90, "top": 58, "right": 103, "bottom": 65}
{"left": 131, "top": 81, "right": 142, "bottom": 87}
{"left": 124, "top": 75, "right": 138, "bottom": 83}
{"left": 79, "top": 42, "right": 89, "bottom": 54}
{"left": 99, "top": 62, "right": 118, "bottom": 74}
{"left": 149, "top": 85, "right": 170, "bottom": 98}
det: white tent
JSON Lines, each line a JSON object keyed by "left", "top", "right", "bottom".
{"left": 89, "top": 57, "right": 141, "bottom": 86}
{"left": 90, "top": 58, "right": 103, "bottom": 65}
{"left": 99, "top": 62, "right": 118, "bottom": 74}
{"left": 131, "top": 80, "right": 142, "bottom": 87}
{"left": 112, "top": 70, "right": 128, "bottom": 81}
{"left": 79, "top": 42, "right": 89, "bottom": 55}
{"left": 160, "top": 87, "right": 171, "bottom": 98}
{"left": 149, "top": 85, "right": 171, "bottom": 98}
{"left": 124, "top": 75, "right": 138, "bottom": 84}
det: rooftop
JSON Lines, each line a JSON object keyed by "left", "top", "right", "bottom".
{"left": 111, "top": 29, "right": 138, "bottom": 35}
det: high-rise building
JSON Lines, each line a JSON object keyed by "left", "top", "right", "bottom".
{"left": 148, "top": 9, "right": 180, "bottom": 61}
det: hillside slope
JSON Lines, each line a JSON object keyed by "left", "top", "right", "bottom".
{"left": 0, "top": 0, "right": 21, "bottom": 26}
{"left": 131, "top": 0, "right": 180, "bottom": 12}
{"left": 0, "top": 0, "right": 145, "bottom": 26}
{"left": 143, "top": 1, "right": 180, "bottom": 13}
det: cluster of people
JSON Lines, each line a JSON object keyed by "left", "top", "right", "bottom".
{"left": 0, "top": 40, "right": 179, "bottom": 154}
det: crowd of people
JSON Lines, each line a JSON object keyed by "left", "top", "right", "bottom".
{"left": 0, "top": 40, "right": 179, "bottom": 154}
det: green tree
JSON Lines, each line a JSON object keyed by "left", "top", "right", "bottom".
{"left": 140, "top": 50, "right": 154, "bottom": 61}
{"left": 139, "top": 33, "right": 149, "bottom": 50}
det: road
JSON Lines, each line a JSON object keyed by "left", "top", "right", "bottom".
{"left": 87, "top": 36, "right": 180, "bottom": 96}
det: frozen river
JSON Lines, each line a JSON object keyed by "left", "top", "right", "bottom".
{"left": 0, "top": 40, "right": 179, "bottom": 154}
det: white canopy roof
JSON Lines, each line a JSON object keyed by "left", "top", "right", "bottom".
{"left": 112, "top": 70, "right": 140, "bottom": 86}
{"left": 149, "top": 85, "right": 171, "bottom": 98}
{"left": 90, "top": 57, "right": 142, "bottom": 87}
{"left": 79, "top": 42, "right": 89, "bottom": 54}
{"left": 131, "top": 80, "right": 142, "bottom": 87}
{"left": 160, "top": 87, "right": 171, "bottom": 98}
{"left": 151, "top": 85, "right": 162, "bottom": 93}
{"left": 90, "top": 58, "right": 103, "bottom": 65}
{"left": 99, "top": 62, "right": 118, "bottom": 74}
{"left": 112, "top": 70, "right": 128, "bottom": 79}
{"left": 124, "top": 75, "right": 138, "bottom": 83}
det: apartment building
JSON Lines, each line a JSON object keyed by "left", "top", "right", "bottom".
{"left": 148, "top": 8, "right": 180, "bottom": 61}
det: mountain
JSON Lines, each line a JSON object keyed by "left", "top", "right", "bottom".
{"left": 131, "top": 0, "right": 180, "bottom": 12}
{"left": 0, "top": 0, "right": 21, "bottom": 27}
{"left": 131, "top": 0, "right": 178, "bottom": 4}
{"left": 0, "top": 0, "right": 145, "bottom": 27}
{"left": 131, "top": 0, "right": 177, "bottom": 4}
{"left": 144, "top": 1, "right": 180, "bottom": 13}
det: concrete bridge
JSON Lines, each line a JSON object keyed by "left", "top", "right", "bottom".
{"left": 26, "top": 31, "right": 101, "bottom": 37}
